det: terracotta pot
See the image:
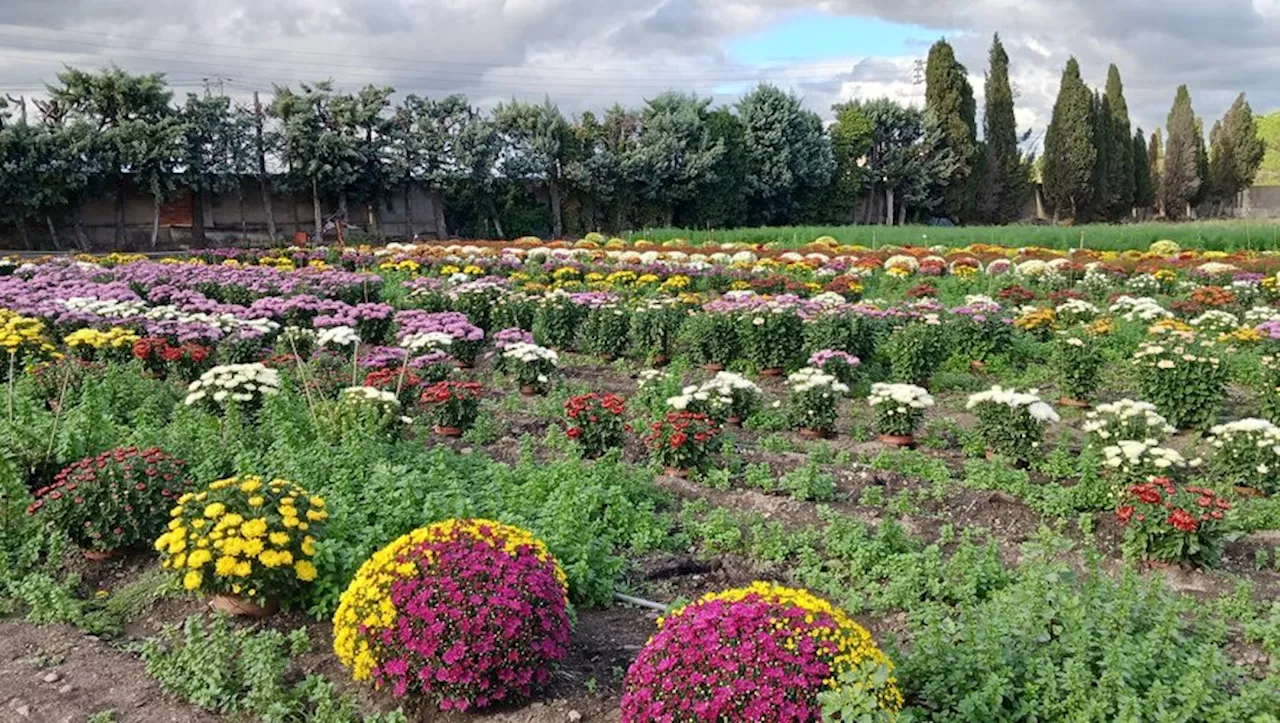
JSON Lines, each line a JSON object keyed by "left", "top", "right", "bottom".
{"left": 759, "top": 367, "right": 783, "bottom": 377}
{"left": 651, "top": 355, "right": 670, "bottom": 368}
{"left": 210, "top": 594, "right": 278, "bottom": 618}
{"left": 1144, "top": 559, "right": 1179, "bottom": 573}
{"left": 726, "top": 416, "right": 743, "bottom": 427}
{"left": 1058, "top": 396, "right": 1090, "bottom": 409}
{"left": 434, "top": 425, "right": 464, "bottom": 438}
{"left": 1234, "top": 485, "right": 1265, "bottom": 499}
{"left": 82, "top": 548, "right": 119, "bottom": 562}
{"left": 878, "top": 434, "right": 915, "bottom": 448}
{"left": 970, "top": 360, "right": 987, "bottom": 372}
{"left": 519, "top": 384, "right": 539, "bottom": 396}
{"left": 798, "top": 428, "right": 829, "bottom": 440}
{"left": 455, "top": 360, "right": 474, "bottom": 370}
{"left": 703, "top": 363, "right": 725, "bottom": 372}
{"left": 663, "top": 466, "right": 688, "bottom": 478}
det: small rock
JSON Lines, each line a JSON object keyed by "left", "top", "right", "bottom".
{"left": 14, "top": 704, "right": 31, "bottom": 718}
{"left": 568, "top": 710, "right": 583, "bottom": 722}
{"left": 57, "top": 685, "right": 73, "bottom": 695}
{"left": 42, "top": 672, "right": 61, "bottom": 684}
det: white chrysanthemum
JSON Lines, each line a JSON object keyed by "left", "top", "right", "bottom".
{"left": 317, "top": 325, "right": 361, "bottom": 348}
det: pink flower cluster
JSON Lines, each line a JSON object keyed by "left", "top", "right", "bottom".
{"left": 621, "top": 596, "right": 842, "bottom": 722}
{"left": 372, "top": 528, "right": 571, "bottom": 711}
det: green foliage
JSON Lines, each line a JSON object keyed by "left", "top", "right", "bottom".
{"left": 779, "top": 462, "right": 838, "bottom": 502}
{"left": 884, "top": 323, "right": 945, "bottom": 386}
{"left": 737, "top": 84, "right": 835, "bottom": 225}
{"left": 136, "top": 614, "right": 404, "bottom": 722}
{"left": 819, "top": 660, "right": 902, "bottom": 723}
{"left": 1050, "top": 333, "right": 1104, "bottom": 400}
{"left": 925, "top": 39, "right": 978, "bottom": 222}
{"left": 1043, "top": 57, "right": 1097, "bottom": 220}
{"left": 1163, "top": 85, "right": 1203, "bottom": 219}
{"left": 898, "top": 561, "right": 1280, "bottom": 720}
{"left": 678, "top": 312, "right": 740, "bottom": 368}
{"left": 977, "top": 34, "right": 1026, "bottom": 225}
{"left": 963, "top": 457, "right": 1110, "bottom": 517}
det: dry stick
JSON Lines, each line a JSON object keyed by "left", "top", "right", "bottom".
{"left": 392, "top": 344, "right": 413, "bottom": 402}
{"left": 614, "top": 592, "right": 668, "bottom": 612}
{"left": 287, "top": 335, "right": 320, "bottom": 426}
{"left": 42, "top": 362, "right": 73, "bottom": 468}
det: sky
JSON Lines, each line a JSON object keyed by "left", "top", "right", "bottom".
{"left": 1, "top": 0, "right": 1278, "bottom": 144}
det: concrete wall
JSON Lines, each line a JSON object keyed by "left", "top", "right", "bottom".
{"left": 1241, "top": 187, "right": 1280, "bottom": 219}
{"left": 3, "top": 178, "right": 442, "bottom": 250}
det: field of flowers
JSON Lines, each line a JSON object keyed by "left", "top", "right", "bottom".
{"left": 1, "top": 236, "right": 1280, "bottom": 722}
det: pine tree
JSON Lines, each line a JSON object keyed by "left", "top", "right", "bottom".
{"left": 925, "top": 39, "right": 978, "bottom": 223}
{"left": 1161, "top": 85, "right": 1200, "bottom": 220}
{"left": 1133, "top": 127, "right": 1154, "bottom": 210}
{"left": 1104, "top": 64, "right": 1135, "bottom": 217}
{"left": 1041, "top": 58, "right": 1096, "bottom": 220}
{"left": 978, "top": 33, "right": 1025, "bottom": 223}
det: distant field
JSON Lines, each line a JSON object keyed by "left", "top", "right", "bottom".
{"left": 626, "top": 221, "right": 1280, "bottom": 251}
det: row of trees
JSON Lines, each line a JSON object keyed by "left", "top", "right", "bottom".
{"left": 0, "top": 37, "right": 1266, "bottom": 247}
{"left": 1042, "top": 59, "right": 1266, "bottom": 222}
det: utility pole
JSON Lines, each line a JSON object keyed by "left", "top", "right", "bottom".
{"left": 202, "top": 76, "right": 229, "bottom": 97}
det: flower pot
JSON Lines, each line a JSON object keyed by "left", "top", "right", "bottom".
{"left": 210, "top": 594, "right": 278, "bottom": 618}
{"left": 970, "top": 360, "right": 987, "bottom": 373}
{"left": 651, "top": 355, "right": 670, "bottom": 368}
{"left": 663, "top": 466, "right": 689, "bottom": 478}
{"left": 1058, "top": 396, "right": 1090, "bottom": 409}
{"left": 82, "top": 548, "right": 119, "bottom": 562}
{"left": 759, "top": 367, "right": 783, "bottom": 377}
{"left": 726, "top": 416, "right": 743, "bottom": 427}
{"left": 798, "top": 428, "right": 830, "bottom": 440}
{"left": 878, "top": 434, "right": 915, "bottom": 448}
{"left": 434, "top": 425, "right": 464, "bottom": 438}
{"left": 454, "top": 360, "right": 474, "bottom": 370}
{"left": 703, "top": 363, "right": 725, "bottom": 372}
{"left": 519, "top": 384, "right": 539, "bottom": 396}
{"left": 1143, "top": 559, "right": 1180, "bottom": 573}
{"left": 1234, "top": 485, "right": 1265, "bottom": 499}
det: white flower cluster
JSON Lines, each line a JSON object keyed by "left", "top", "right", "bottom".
{"left": 1196, "top": 261, "right": 1239, "bottom": 277}
{"left": 1015, "top": 259, "right": 1048, "bottom": 277}
{"left": 401, "top": 331, "right": 453, "bottom": 352}
{"left": 62, "top": 297, "right": 149, "bottom": 318}
{"left": 339, "top": 386, "right": 400, "bottom": 408}
{"left": 666, "top": 372, "right": 761, "bottom": 413}
{"left": 1109, "top": 295, "right": 1170, "bottom": 322}
{"left": 317, "top": 325, "right": 361, "bottom": 348}
{"left": 1101, "top": 439, "right": 1196, "bottom": 474}
{"left": 1132, "top": 340, "right": 1221, "bottom": 371}
{"left": 1082, "top": 399, "right": 1175, "bottom": 442}
{"left": 637, "top": 369, "right": 671, "bottom": 389}
{"left": 1190, "top": 310, "right": 1240, "bottom": 334}
{"left": 965, "top": 385, "right": 1060, "bottom": 423}
{"left": 1245, "top": 306, "right": 1280, "bottom": 325}
{"left": 1124, "top": 274, "right": 1163, "bottom": 295}
{"left": 501, "top": 342, "right": 559, "bottom": 366}
{"left": 1207, "top": 418, "right": 1280, "bottom": 462}
{"left": 786, "top": 367, "right": 850, "bottom": 395}
{"left": 184, "top": 363, "right": 281, "bottom": 407}
{"left": 1054, "top": 298, "right": 1100, "bottom": 324}
{"left": 867, "top": 383, "right": 934, "bottom": 413}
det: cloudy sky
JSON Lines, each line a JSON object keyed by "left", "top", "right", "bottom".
{"left": 2, "top": 0, "right": 1278, "bottom": 142}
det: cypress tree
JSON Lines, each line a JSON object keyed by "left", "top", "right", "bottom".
{"left": 1193, "top": 116, "right": 1210, "bottom": 208}
{"left": 1088, "top": 91, "right": 1112, "bottom": 221}
{"left": 1042, "top": 58, "right": 1096, "bottom": 220}
{"left": 925, "top": 39, "right": 978, "bottom": 222}
{"left": 978, "top": 33, "right": 1024, "bottom": 223}
{"left": 1104, "top": 64, "right": 1135, "bottom": 217}
{"left": 1148, "top": 129, "right": 1163, "bottom": 213}
{"left": 1225, "top": 93, "right": 1267, "bottom": 199}
{"left": 1133, "top": 127, "right": 1154, "bottom": 210}
{"left": 1162, "top": 85, "right": 1200, "bottom": 220}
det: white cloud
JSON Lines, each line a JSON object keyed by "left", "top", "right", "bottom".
{"left": 0, "top": 0, "right": 1275, "bottom": 139}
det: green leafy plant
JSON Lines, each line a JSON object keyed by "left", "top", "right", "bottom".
{"left": 867, "top": 383, "right": 933, "bottom": 438}
{"left": 884, "top": 322, "right": 946, "bottom": 386}
{"left": 1050, "top": 331, "right": 1104, "bottom": 402}
{"left": 1205, "top": 418, "right": 1280, "bottom": 494}
{"left": 741, "top": 307, "right": 804, "bottom": 371}
{"left": 1132, "top": 334, "right": 1228, "bottom": 430}
{"left": 965, "top": 386, "right": 1059, "bottom": 464}
{"left": 578, "top": 304, "right": 631, "bottom": 359}
{"left": 1116, "top": 477, "right": 1234, "bottom": 567}
{"left": 678, "top": 312, "right": 740, "bottom": 368}
{"left": 786, "top": 368, "right": 849, "bottom": 436}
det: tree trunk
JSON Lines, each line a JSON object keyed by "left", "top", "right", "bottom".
{"left": 114, "top": 184, "right": 126, "bottom": 246}
{"left": 150, "top": 192, "right": 161, "bottom": 250}
{"left": 261, "top": 178, "right": 277, "bottom": 242}
{"left": 237, "top": 182, "right": 246, "bottom": 238}
{"left": 432, "top": 191, "right": 448, "bottom": 240}
{"left": 897, "top": 200, "right": 906, "bottom": 226}
{"left": 487, "top": 197, "right": 505, "bottom": 238}
{"left": 403, "top": 184, "right": 412, "bottom": 239}
{"left": 548, "top": 181, "right": 563, "bottom": 238}
{"left": 45, "top": 215, "right": 60, "bottom": 251}
{"left": 312, "top": 179, "right": 323, "bottom": 243}
{"left": 16, "top": 220, "right": 30, "bottom": 250}
{"left": 72, "top": 209, "right": 88, "bottom": 252}
{"left": 192, "top": 189, "right": 206, "bottom": 248}
{"left": 885, "top": 188, "right": 895, "bottom": 226}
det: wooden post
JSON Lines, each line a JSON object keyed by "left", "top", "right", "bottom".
{"left": 254, "top": 92, "right": 278, "bottom": 242}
